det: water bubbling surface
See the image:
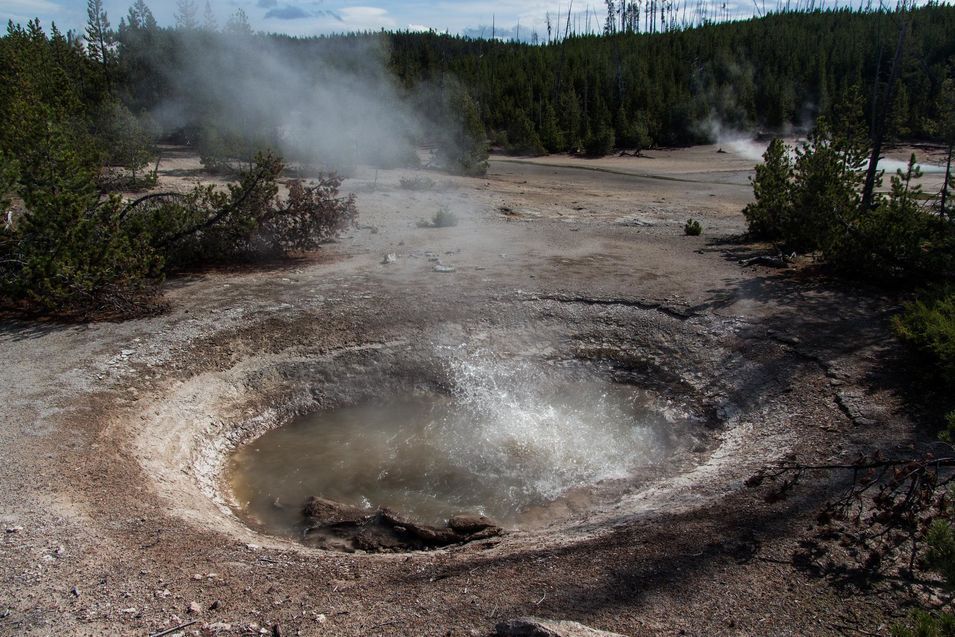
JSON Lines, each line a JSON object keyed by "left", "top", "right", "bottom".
{"left": 227, "top": 354, "right": 676, "bottom": 535}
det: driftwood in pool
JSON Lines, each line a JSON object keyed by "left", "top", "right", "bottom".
{"left": 301, "top": 496, "right": 502, "bottom": 552}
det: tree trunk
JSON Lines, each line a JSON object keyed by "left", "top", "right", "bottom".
{"left": 861, "top": 16, "right": 907, "bottom": 214}
{"left": 942, "top": 142, "right": 953, "bottom": 221}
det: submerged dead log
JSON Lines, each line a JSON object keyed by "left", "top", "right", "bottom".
{"left": 301, "top": 497, "right": 502, "bottom": 552}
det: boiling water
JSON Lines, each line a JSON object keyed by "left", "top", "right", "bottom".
{"left": 227, "top": 355, "right": 675, "bottom": 535}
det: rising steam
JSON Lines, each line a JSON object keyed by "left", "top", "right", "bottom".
{"left": 152, "top": 32, "right": 459, "bottom": 171}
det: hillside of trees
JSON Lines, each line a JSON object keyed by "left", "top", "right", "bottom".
{"left": 388, "top": 5, "right": 955, "bottom": 152}
{"left": 28, "top": 2, "right": 955, "bottom": 158}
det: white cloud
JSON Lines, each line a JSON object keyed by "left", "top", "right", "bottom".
{"left": 339, "top": 5, "right": 396, "bottom": 28}
{"left": 0, "top": 0, "right": 61, "bottom": 14}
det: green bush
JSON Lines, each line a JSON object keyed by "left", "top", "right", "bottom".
{"left": 1, "top": 151, "right": 357, "bottom": 316}
{"left": 828, "top": 155, "right": 939, "bottom": 277}
{"left": 743, "top": 137, "right": 792, "bottom": 240}
{"left": 96, "top": 102, "right": 157, "bottom": 187}
{"left": 684, "top": 219, "right": 702, "bottom": 236}
{"left": 892, "top": 521, "right": 955, "bottom": 636}
{"left": 418, "top": 206, "right": 458, "bottom": 228}
{"left": 1, "top": 140, "right": 163, "bottom": 315}
{"left": 399, "top": 176, "right": 435, "bottom": 191}
{"left": 436, "top": 87, "right": 488, "bottom": 177}
{"left": 583, "top": 123, "right": 616, "bottom": 157}
{"left": 506, "top": 112, "right": 546, "bottom": 156}
{"left": 893, "top": 286, "right": 955, "bottom": 439}
{"left": 892, "top": 610, "right": 955, "bottom": 637}
{"left": 893, "top": 288, "right": 955, "bottom": 387}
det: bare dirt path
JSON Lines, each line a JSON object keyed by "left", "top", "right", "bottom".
{"left": 0, "top": 148, "right": 930, "bottom": 636}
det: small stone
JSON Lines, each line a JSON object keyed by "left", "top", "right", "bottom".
{"left": 208, "top": 623, "right": 232, "bottom": 632}
{"left": 496, "top": 617, "right": 626, "bottom": 637}
{"left": 315, "top": 614, "right": 327, "bottom": 624}
{"left": 188, "top": 601, "right": 202, "bottom": 615}
{"left": 5, "top": 526, "right": 23, "bottom": 534}
{"left": 381, "top": 253, "right": 397, "bottom": 264}
{"left": 433, "top": 264, "right": 456, "bottom": 273}
{"left": 209, "top": 600, "right": 221, "bottom": 610}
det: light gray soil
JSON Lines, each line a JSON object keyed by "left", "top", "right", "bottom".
{"left": 0, "top": 145, "right": 940, "bottom": 636}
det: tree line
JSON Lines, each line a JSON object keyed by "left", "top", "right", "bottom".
{"left": 68, "top": 1, "right": 955, "bottom": 159}
{"left": 385, "top": 4, "right": 955, "bottom": 154}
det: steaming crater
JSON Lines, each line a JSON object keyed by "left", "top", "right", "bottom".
{"left": 226, "top": 350, "right": 686, "bottom": 544}
{"left": 136, "top": 305, "right": 794, "bottom": 555}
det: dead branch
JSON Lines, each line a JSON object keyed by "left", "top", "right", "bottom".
{"left": 148, "top": 620, "right": 198, "bottom": 637}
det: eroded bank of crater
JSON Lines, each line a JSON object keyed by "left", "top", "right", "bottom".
{"left": 136, "top": 302, "right": 807, "bottom": 555}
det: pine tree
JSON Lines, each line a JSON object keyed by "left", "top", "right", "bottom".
{"left": 743, "top": 138, "right": 792, "bottom": 240}
{"left": 175, "top": 0, "right": 199, "bottom": 30}
{"left": 539, "top": 103, "right": 565, "bottom": 152}
{"left": 85, "top": 0, "right": 113, "bottom": 90}
{"left": 126, "top": 0, "right": 156, "bottom": 31}
{"left": 225, "top": 9, "right": 252, "bottom": 35}
{"left": 203, "top": 1, "right": 217, "bottom": 31}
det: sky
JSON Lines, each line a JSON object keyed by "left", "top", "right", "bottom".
{"left": 1, "top": 0, "right": 949, "bottom": 41}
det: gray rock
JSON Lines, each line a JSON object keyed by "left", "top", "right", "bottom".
{"left": 302, "top": 496, "right": 371, "bottom": 526}
{"left": 382, "top": 253, "right": 397, "bottom": 264}
{"left": 496, "top": 617, "right": 628, "bottom": 637}
{"left": 433, "top": 264, "right": 456, "bottom": 273}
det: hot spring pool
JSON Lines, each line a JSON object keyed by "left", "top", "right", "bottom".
{"left": 225, "top": 353, "right": 685, "bottom": 544}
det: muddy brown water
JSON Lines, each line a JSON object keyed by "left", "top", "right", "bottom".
{"left": 226, "top": 356, "right": 690, "bottom": 537}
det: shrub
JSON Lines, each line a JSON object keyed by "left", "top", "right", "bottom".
{"left": 743, "top": 137, "right": 792, "bottom": 240}
{"left": 399, "top": 176, "right": 435, "bottom": 191}
{"left": 1, "top": 143, "right": 163, "bottom": 316}
{"left": 583, "top": 123, "right": 615, "bottom": 157}
{"left": 892, "top": 521, "right": 955, "bottom": 635}
{"left": 893, "top": 287, "right": 955, "bottom": 388}
{"left": 829, "top": 155, "right": 938, "bottom": 277}
{"left": 1, "top": 151, "right": 358, "bottom": 316}
{"left": 436, "top": 87, "right": 488, "bottom": 177}
{"left": 506, "top": 112, "right": 546, "bottom": 156}
{"left": 893, "top": 286, "right": 955, "bottom": 438}
{"left": 684, "top": 219, "right": 702, "bottom": 236}
{"left": 892, "top": 609, "right": 955, "bottom": 637}
{"left": 417, "top": 206, "right": 458, "bottom": 228}
{"left": 95, "top": 103, "right": 157, "bottom": 187}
